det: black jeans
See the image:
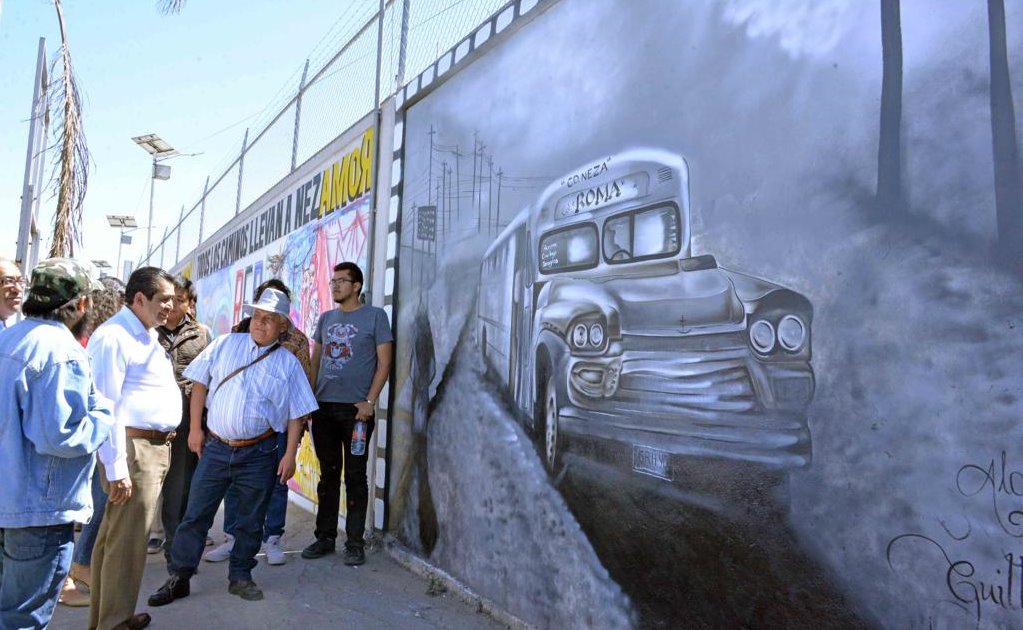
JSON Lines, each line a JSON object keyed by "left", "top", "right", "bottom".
{"left": 161, "top": 405, "right": 198, "bottom": 562}
{"left": 311, "top": 402, "right": 373, "bottom": 549}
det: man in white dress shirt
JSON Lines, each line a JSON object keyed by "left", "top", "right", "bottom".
{"left": 86, "top": 267, "right": 180, "bottom": 630}
{"left": 147, "top": 288, "right": 317, "bottom": 605}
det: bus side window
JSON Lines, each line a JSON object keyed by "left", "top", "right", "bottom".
{"left": 523, "top": 231, "right": 533, "bottom": 286}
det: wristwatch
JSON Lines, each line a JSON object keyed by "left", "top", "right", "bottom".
{"left": 365, "top": 399, "right": 376, "bottom": 407}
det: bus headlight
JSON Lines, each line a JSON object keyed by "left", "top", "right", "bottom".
{"left": 777, "top": 315, "right": 806, "bottom": 352}
{"left": 572, "top": 323, "right": 588, "bottom": 348}
{"left": 750, "top": 319, "right": 776, "bottom": 354}
{"left": 589, "top": 323, "right": 605, "bottom": 347}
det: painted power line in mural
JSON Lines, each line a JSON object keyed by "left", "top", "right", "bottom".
{"left": 400, "top": 125, "right": 554, "bottom": 286}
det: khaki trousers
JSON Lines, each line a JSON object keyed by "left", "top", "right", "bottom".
{"left": 88, "top": 436, "right": 171, "bottom": 630}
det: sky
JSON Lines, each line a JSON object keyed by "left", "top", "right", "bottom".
{"left": 0, "top": 0, "right": 370, "bottom": 277}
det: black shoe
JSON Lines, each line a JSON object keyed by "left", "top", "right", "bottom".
{"left": 343, "top": 546, "right": 365, "bottom": 566}
{"left": 146, "top": 538, "right": 164, "bottom": 555}
{"left": 228, "top": 579, "right": 264, "bottom": 601}
{"left": 147, "top": 576, "right": 190, "bottom": 607}
{"left": 300, "top": 538, "right": 335, "bottom": 559}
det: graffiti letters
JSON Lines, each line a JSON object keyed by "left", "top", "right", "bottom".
{"left": 193, "top": 127, "right": 374, "bottom": 281}
{"left": 560, "top": 156, "right": 610, "bottom": 188}
{"left": 887, "top": 533, "right": 1023, "bottom": 624}
{"left": 889, "top": 451, "right": 1023, "bottom": 625}
{"left": 956, "top": 451, "right": 1023, "bottom": 537}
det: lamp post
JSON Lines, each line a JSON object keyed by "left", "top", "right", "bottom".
{"left": 91, "top": 259, "right": 111, "bottom": 278}
{"left": 106, "top": 214, "right": 138, "bottom": 282}
{"left": 131, "top": 134, "right": 177, "bottom": 265}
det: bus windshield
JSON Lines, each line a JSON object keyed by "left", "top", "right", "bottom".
{"left": 602, "top": 204, "right": 681, "bottom": 264}
{"left": 539, "top": 223, "right": 599, "bottom": 274}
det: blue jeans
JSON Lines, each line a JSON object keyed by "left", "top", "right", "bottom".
{"left": 72, "top": 470, "right": 107, "bottom": 566}
{"left": 169, "top": 434, "right": 278, "bottom": 582}
{"left": 224, "top": 432, "right": 287, "bottom": 541}
{"left": 0, "top": 524, "right": 75, "bottom": 629}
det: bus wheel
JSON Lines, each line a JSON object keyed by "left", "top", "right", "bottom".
{"left": 543, "top": 374, "right": 563, "bottom": 475}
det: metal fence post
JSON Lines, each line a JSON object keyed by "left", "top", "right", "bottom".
{"left": 235, "top": 128, "right": 249, "bottom": 216}
{"left": 175, "top": 205, "right": 184, "bottom": 263}
{"left": 292, "top": 59, "right": 310, "bottom": 172}
{"left": 396, "top": 0, "right": 411, "bottom": 89}
{"left": 160, "top": 227, "right": 169, "bottom": 268}
{"left": 198, "top": 176, "right": 210, "bottom": 247}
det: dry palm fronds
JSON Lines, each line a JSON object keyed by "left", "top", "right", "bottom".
{"left": 46, "top": 0, "right": 89, "bottom": 258}
{"left": 156, "top": 0, "right": 186, "bottom": 15}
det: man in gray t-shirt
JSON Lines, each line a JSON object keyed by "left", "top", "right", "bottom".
{"left": 314, "top": 304, "right": 391, "bottom": 403}
{"left": 301, "top": 262, "right": 393, "bottom": 566}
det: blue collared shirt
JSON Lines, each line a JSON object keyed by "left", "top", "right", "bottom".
{"left": 184, "top": 332, "right": 318, "bottom": 440}
{"left": 0, "top": 319, "right": 115, "bottom": 527}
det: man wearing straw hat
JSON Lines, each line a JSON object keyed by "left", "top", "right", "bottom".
{"left": 147, "top": 288, "right": 317, "bottom": 605}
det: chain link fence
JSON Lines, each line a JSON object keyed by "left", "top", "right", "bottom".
{"left": 143, "top": 0, "right": 512, "bottom": 270}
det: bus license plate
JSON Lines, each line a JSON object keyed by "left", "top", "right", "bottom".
{"left": 633, "top": 445, "right": 672, "bottom": 481}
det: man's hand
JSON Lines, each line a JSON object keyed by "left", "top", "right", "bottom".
{"left": 277, "top": 451, "right": 297, "bottom": 484}
{"left": 188, "top": 429, "right": 205, "bottom": 457}
{"left": 354, "top": 401, "right": 374, "bottom": 421}
{"left": 108, "top": 478, "right": 133, "bottom": 505}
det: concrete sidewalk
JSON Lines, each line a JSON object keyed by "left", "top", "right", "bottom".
{"left": 51, "top": 499, "right": 508, "bottom": 629}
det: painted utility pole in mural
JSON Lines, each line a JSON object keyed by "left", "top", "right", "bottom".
{"left": 877, "top": 0, "right": 904, "bottom": 216}
{"left": 988, "top": 0, "right": 1022, "bottom": 272}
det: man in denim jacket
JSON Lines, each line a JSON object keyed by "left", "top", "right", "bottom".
{"left": 0, "top": 258, "right": 114, "bottom": 629}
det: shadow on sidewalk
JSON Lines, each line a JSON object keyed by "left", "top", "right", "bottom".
{"left": 52, "top": 498, "right": 505, "bottom": 629}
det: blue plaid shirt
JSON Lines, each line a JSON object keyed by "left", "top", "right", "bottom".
{"left": 184, "top": 332, "right": 318, "bottom": 440}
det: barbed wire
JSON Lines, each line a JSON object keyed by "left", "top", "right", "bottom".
{"left": 145, "top": 0, "right": 522, "bottom": 268}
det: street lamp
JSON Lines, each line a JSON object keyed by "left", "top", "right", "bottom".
{"left": 106, "top": 214, "right": 138, "bottom": 282}
{"left": 131, "top": 134, "right": 177, "bottom": 264}
{"left": 91, "top": 260, "right": 111, "bottom": 278}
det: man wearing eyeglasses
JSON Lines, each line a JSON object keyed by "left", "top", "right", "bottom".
{"left": 0, "top": 256, "right": 25, "bottom": 331}
{"left": 301, "top": 262, "right": 392, "bottom": 566}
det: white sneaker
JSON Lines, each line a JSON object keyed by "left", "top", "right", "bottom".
{"left": 264, "top": 535, "right": 286, "bottom": 566}
{"left": 203, "top": 535, "right": 234, "bottom": 562}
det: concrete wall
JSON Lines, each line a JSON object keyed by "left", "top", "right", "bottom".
{"left": 386, "top": 0, "right": 1023, "bottom": 627}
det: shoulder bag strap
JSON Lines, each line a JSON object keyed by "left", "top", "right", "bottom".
{"left": 208, "top": 342, "right": 281, "bottom": 401}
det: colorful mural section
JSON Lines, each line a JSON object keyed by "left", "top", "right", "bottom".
{"left": 389, "top": 0, "right": 1023, "bottom": 628}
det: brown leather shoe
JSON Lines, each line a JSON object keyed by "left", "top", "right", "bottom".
{"left": 125, "top": 612, "right": 152, "bottom": 629}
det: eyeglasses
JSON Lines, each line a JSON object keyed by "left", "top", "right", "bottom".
{"left": 1, "top": 276, "right": 25, "bottom": 288}
{"left": 329, "top": 278, "right": 355, "bottom": 287}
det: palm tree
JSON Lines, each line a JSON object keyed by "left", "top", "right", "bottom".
{"left": 46, "top": 0, "right": 183, "bottom": 258}
{"left": 988, "top": 0, "right": 1022, "bottom": 271}
{"left": 48, "top": 0, "right": 89, "bottom": 257}
{"left": 876, "top": 0, "right": 904, "bottom": 215}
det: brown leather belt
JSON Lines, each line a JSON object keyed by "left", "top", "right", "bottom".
{"left": 207, "top": 428, "right": 275, "bottom": 448}
{"left": 125, "top": 427, "right": 176, "bottom": 444}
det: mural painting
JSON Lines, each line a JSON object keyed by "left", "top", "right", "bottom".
{"left": 388, "top": 0, "right": 1023, "bottom": 627}
{"left": 192, "top": 126, "right": 374, "bottom": 503}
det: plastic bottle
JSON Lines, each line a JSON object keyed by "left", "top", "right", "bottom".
{"left": 351, "top": 421, "right": 367, "bottom": 456}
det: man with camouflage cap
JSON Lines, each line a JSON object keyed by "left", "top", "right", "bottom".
{"left": 0, "top": 258, "right": 115, "bottom": 629}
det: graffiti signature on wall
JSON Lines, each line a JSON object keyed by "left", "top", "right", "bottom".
{"left": 888, "top": 451, "right": 1023, "bottom": 624}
